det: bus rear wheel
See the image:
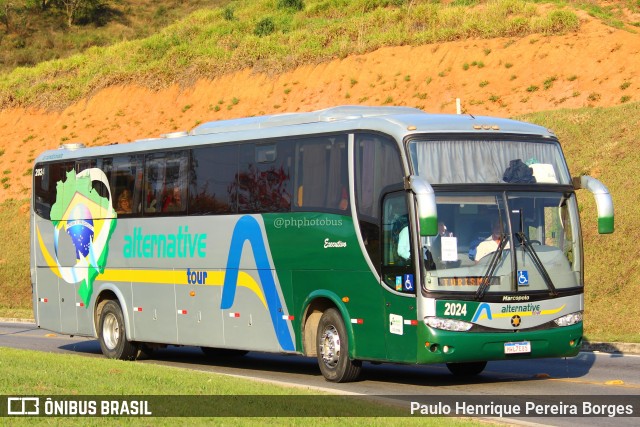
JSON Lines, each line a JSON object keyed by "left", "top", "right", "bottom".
{"left": 316, "top": 308, "right": 361, "bottom": 383}
{"left": 446, "top": 361, "right": 487, "bottom": 376}
{"left": 98, "top": 300, "right": 139, "bottom": 360}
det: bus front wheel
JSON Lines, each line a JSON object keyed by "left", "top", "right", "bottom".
{"left": 98, "top": 300, "right": 139, "bottom": 360}
{"left": 446, "top": 361, "right": 487, "bottom": 376}
{"left": 316, "top": 308, "right": 361, "bottom": 382}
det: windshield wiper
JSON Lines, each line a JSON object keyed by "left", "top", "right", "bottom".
{"left": 475, "top": 235, "right": 508, "bottom": 300}
{"left": 516, "top": 232, "right": 558, "bottom": 297}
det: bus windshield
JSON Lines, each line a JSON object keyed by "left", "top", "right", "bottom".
{"left": 408, "top": 137, "right": 571, "bottom": 185}
{"left": 420, "top": 191, "right": 582, "bottom": 294}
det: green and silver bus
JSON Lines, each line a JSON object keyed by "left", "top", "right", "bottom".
{"left": 31, "top": 106, "right": 613, "bottom": 382}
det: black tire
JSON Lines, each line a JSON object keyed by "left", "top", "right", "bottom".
{"left": 446, "top": 361, "right": 487, "bottom": 376}
{"left": 201, "top": 347, "right": 248, "bottom": 358}
{"left": 98, "top": 300, "right": 139, "bottom": 360}
{"left": 316, "top": 308, "right": 362, "bottom": 382}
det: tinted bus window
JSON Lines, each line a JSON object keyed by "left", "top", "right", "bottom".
{"left": 293, "top": 135, "right": 349, "bottom": 213}
{"left": 355, "top": 133, "right": 404, "bottom": 271}
{"left": 237, "top": 142, "right": 293, "bottom": 213}
{"left": 109, "top": 156, "right": 143, "bottom": 216}
{"left": 189, "top": 145, "right": 238, "bottom": 215}
{"left": 144, "top": 151, "right": 188, "bottom": 215}
{"left": 33, "top": 161, "right": 75, "bottom": 219}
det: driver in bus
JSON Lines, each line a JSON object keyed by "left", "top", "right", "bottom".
{"left": 474, "top": 221, "right": 509, "bottom": 262}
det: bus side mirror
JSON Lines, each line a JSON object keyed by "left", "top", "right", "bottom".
{"left": 408, "top": 175, "right": 438, "bottom": 236}
{"left": 573, "top": 175, "right": 614, "bottom": 234}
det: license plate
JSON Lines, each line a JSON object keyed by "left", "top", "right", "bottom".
{"left": 504, "top": 341, "right": 531, "bottom": 354}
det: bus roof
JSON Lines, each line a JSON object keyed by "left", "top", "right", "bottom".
{"left": 35, "top": 106, "right": 556, "bottom": 163}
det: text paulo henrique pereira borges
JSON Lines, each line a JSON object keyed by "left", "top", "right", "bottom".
{"left": 409, "top": 400, "right": 634, "bottom": 417}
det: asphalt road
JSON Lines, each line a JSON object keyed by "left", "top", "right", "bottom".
{"left": 1, "top": 321, "right": 639, "bottom": 425}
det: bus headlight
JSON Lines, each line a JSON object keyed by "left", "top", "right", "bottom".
{"left": 554, "top": 311, "right": 583, "bottom": 327}
{"left": 424, "top": 317, "right": 473, "bottom": 331}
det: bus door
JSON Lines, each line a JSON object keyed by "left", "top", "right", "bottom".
{"left": 380, "top": 191, "right": 419, "bottom": 363}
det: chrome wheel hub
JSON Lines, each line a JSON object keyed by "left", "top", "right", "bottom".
{"left": 320, "top": 325, "right": 341, "bottom": 368}
{"left": 103, "top": 312, "right": 120, "bottom": 350}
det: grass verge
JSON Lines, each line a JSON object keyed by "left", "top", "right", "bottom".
{"left": 0, "top": 347, "right": 482, "bottom": 426}
{"left": 519, "top": 102, "right": 640, "bottom": 342}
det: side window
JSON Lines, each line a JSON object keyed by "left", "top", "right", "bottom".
{"left": 189, "top": 145, "right": 238, "bottom": 214}
{"left": 109, "top": 156, "right": 143, "bottom": 216}
{"left": 144, "top": 151, "right": 188, "bottom": 215}
{"left": 293, "top": 135, "right": 349, "bottom": 213}
{"left": 76, "top": 159, "right": 111, "bottom": 203}
{"left": 34, "top": 161, "right": 75, "bottom": 220}
{"left": 383, "top": 191, "right": 411, "bottom": 267}
{"left": 381, "top": 191, "right": 415, "bottom": 293}
{"left": 355, "top": 133, "right": 404, "bottom": 272}
{"left": 237, "top": 142, "right": 293, "bottom": 213}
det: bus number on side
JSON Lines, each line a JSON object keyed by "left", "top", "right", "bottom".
{"left": 444, "top": 302, "right": 467, "bottom": 317}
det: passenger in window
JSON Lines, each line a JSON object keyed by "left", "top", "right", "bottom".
{"left": 116, "top": 189, "right": 133, "bottom": 214}
{"left": 144, "top": 182, "right": 157, "bottom": 212}
{"left": 163, "top": 186, "right": 183, "bottom": 212}
{"left": 339, "top": 187, "right": 348, "bottom": 210}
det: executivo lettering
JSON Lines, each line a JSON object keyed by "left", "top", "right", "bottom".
{"left": 123, "top": 226, "right": 207, "bottom": 258}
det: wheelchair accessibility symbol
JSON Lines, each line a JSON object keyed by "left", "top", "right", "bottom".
{"left": 517, "top": 270, "right": 529, "bottom": 286}
{"left": 403, "top": 274, "right": 414, "bottom": 291}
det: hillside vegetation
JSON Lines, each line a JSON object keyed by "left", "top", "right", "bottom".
{"left": 0, "top": 0, "right": 230, "bottom": 72}
{"left": 0, "top": 0, "right": 588, "bottom": 109}
{"left": 0, "top": 0, "right": 639, "bottom": 343}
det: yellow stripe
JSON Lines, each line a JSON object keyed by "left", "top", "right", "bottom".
{"left": 493, "top": 304, "right": 566, "bottom": 319}
{"left": 99, "top": 269, "right": 268, "bottom": 309}
{"left": 36, "top": 225, "right": 267, "bottom": 309}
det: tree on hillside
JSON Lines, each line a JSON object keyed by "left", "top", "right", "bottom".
{"left": 0, "top": 0, "right": 16, "bottom": 32}
{"left": 57, "top": 0, "right": 109, "bottom": 27}
{"left": 58, "top": 0, "right": 81, "bottom": 26}
{"left": 29, "top": 0, "right": 52, "bottom": 10}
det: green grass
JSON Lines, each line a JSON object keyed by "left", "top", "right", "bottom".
{"left": 0, "top": 347, "right": 483, "bottom": 426}
{"left": 0, "top": 0, "right": 581, "bottom": 110}
{"left": 519, "top": 102, "right": 640, "bottom": 342}
{"left": 0, "top": 199, "right": 31, "bottom": 318}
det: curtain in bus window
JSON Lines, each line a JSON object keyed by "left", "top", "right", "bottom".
{"left": 301, "top": 143, "right": 326, "bottom": 207}
{"left": 413, "top": 140, "right": 568, "bottom": 185}
{"left": 326, "top": 141, "right": 346, "bottom": 210}
{"left": 360, "top": 140, "right": 375, "bottom": 216}
{"left": 356, "top": 134, "right": 403, "bottom": 219}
